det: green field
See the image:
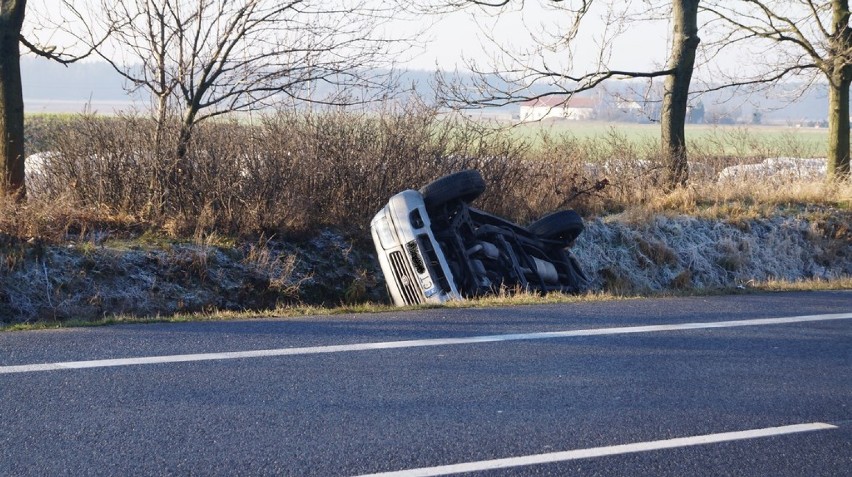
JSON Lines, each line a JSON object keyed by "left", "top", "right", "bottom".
{"left": 28, "top": 111, "right": 831, "bottom": 158}
{"left": 508, "top": 120, "right": 829, "bottom": 156}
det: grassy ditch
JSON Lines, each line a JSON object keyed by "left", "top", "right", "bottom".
{"left": 1, "top": 106, "right": 849, "bottom": 328}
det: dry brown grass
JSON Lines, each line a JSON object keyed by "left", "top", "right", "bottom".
{"left": 751, "top": 276, "right": 852, "bottom": 291}
{"left": 18, "top": 107, "right": 850, "bottom": 243}
{"left": 618, "top": 180, "right": 851, "bottom": 225}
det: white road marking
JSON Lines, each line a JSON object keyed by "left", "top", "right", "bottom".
{"left": 354, "top": 422, "right": 839, "bottom": 477}
{"left": 1, "top": 312, "right": 850, "bottom": 374}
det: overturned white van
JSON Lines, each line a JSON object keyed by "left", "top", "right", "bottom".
{"left": 371, "top": 170, "right": 588, "bottom": 307}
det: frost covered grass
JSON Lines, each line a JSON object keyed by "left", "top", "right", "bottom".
{"left": 572, "top": 212, "right": 851, "bottom": 294}
{"left": 1, "top": 109, "right": 849, "bottom": 327}
{"left": 2, "top": 209, "right": 848, "bottom": 329}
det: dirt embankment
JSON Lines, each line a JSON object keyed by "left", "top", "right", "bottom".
{"left": 1, "top": 210, "right": 850, "bottom": 325}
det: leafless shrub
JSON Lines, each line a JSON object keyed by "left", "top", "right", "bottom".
{"left": 17, "top": 105, "right": 846, "bottom": 243}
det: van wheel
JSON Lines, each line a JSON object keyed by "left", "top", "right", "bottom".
{"left": 420, "top": 169, "right": 486, "bottom": 210}
{"left": 528, "top": 210, "right": 584, "bottom": 245}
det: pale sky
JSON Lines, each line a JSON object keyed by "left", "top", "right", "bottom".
{"left": 22, "top": 0, "right": 824, "bottom": 114}
{"left": 25, "top": 1, "right": 674, "bottom": 74}
{"left": 400, "top": 3, "right": 673, "bottom": 74}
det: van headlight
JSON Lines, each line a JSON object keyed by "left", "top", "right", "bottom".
{"left": 374, "top": 215, "right": 398, "bottom": 250}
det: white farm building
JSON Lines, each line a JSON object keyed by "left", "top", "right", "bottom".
{"left": 519, "top": 96, "right": 597, "bottom": 122}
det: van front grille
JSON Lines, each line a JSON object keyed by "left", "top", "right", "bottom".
{"left": 389, "top": 251, "right": 423, "bottom": 305}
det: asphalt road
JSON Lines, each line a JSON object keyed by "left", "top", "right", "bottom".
{"left": 1, "top": 291, "right": 850, "bottom": 476}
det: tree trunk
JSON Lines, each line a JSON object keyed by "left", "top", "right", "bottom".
{"left": 827, "top": 75, "right": 851, "bottom": 180}
{"left": 146, "top": 93, "right": 171, "bottom": 215}
{"left": 828, "top": 0, "right": 852, "bottom": 180}
{"left": 660, "top": 0, "right": 700, "bottom": 189}
{"left": 168, "top": 107, "right": 198, "bottom": 211}
{"left": 0, "top": 0, "right": 26, "bottom": 200}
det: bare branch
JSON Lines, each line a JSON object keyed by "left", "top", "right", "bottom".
{"left": 692, "top": 62, "right": 819, "bottom": 95}
{"left": 47, "top": 0, "right": 413, "bottom": 119}
{"left": 701, "top": 2, "right": 824, "bottom": 67}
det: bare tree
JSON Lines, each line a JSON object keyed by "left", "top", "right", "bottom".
{"left": 421, "top": 0, "right": 701, "bottom": 189}
{"left": 1, "top": 0, "right": 102, "bottom": 200}
{"left": 662, "top": 0, "right": 700, "bottom": 187}
{"left": 701, "top": 0, "right": 851, "bottom": 180}
{"left": 48, "top": 0, "right": 409, "bottom": 208}
{"left": 0, "top": 0, "right": 27, "bottom": 199}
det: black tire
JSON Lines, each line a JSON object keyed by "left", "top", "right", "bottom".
{"left": 528, "top": 210, "right": 584, "bottom": 244}
{"left": 420, "top": 169, "right": 486, "bottom": 210}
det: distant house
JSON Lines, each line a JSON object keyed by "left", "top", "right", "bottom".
{"left": 615, "top": 98, "right": 643, "bottom": 112}
{"left": 519, "top": 96, "right": 597, "bottom": 122}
